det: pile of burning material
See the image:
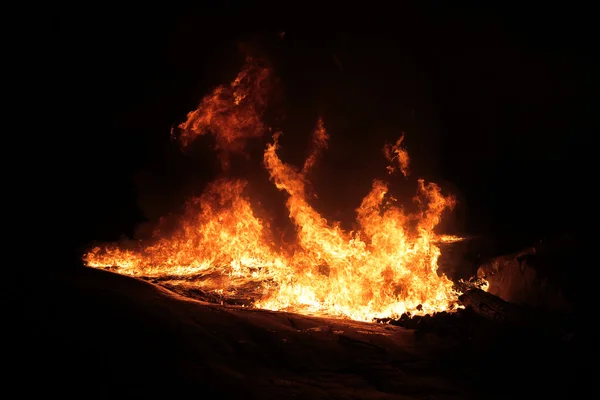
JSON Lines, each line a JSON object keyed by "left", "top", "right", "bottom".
{"left": 84, "top": 55, "right": 481, "bottom": 323}
{"left": 375, "top": 289, "right": 520, "bottom": 331}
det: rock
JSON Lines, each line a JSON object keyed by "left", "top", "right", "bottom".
{"left": 477, "top": 245, "right": 573, "bottom": 312}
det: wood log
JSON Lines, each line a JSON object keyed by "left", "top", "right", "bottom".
{"left": 458, "top": 288, "right": 524, "bottom": 322}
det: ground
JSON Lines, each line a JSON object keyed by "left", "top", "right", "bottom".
{"left": 21, "top": 266, "right": 577, "bottom": 398}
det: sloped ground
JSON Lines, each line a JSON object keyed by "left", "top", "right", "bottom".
{"left": 21, "top": 266, "right": 577, "bottom": 399}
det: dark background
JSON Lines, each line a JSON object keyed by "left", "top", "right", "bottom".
{"left": 42, "top": 4, "right": 592, "bottom": 277}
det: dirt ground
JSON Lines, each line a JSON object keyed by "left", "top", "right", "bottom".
{"left": 19, "top": 266, "right": 577, "bottom": 399}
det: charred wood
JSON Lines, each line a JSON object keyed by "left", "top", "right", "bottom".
{"left": 458, "top": 288, "right": 524, "bottom": 323}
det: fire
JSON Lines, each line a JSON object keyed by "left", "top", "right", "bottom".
{"left": 384, "top": 134, "right": 410, "bottom": 177}
{"left": 176, "top": 57, "right": 272, "bottom": 169}
{"left": 84, "top": 56, "right": 468, "bottom": 322}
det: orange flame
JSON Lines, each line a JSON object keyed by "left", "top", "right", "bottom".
{"left": 177, "top": 56, "right": 272, "bottom": 168}
{"left": 84, "top": 58, "right": 467, "bottom": 322}
{"left": 302, "top": 117, "right": 328, "bottom": 174}
{"left": 384, "top": 134, "right": 410, "bottom": 177}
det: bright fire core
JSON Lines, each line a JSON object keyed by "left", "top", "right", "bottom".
{"left": 84, "top": 57, "right": 468, "bottom": 322}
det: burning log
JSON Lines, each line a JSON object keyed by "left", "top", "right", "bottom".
{"left": 459, "top": 288, "right": 576, "bottom": 345}
{"left": 458, "top": 288, "right": 524, "bottom": 323}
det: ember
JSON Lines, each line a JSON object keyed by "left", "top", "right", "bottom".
{"left": 84, "top": 56, "right": 480, "bottom": 322}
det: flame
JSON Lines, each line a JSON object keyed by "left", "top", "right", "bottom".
{"left": 84, "top": 57, "right": 470, "bottom": 322}
{"left": 177, "top": 56, "right": 272, "bottom": 169}
{"left": 302, "top": 117, "right": 328, "bottom": 174}
{"left": 384, "top": 134, "right": 410, "bottom": 177}
{"left": 438, "top": 235, "right": 465, "bottom": 243}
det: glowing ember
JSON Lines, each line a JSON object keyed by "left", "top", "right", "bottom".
{"left": 84, "top": 56, "right": 475, "bottom": 322}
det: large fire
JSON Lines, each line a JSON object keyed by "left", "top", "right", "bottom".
{"left": 84, "top": 56, "right": 472, "bottom": 322}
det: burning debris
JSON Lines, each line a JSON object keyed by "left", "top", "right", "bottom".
{"left": 458, "top": 288, "right": 523, "bottom": 322}
{"left": 84, "top": 56, "right": 480, "bottom": 322}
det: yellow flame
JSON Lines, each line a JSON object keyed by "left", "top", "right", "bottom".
{"left": 84, "top": 58, "right": 467, "bottom": 322}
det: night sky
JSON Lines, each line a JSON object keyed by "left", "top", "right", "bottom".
{"left": 45, "top": 5, "right": 593, "bottom": 268}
